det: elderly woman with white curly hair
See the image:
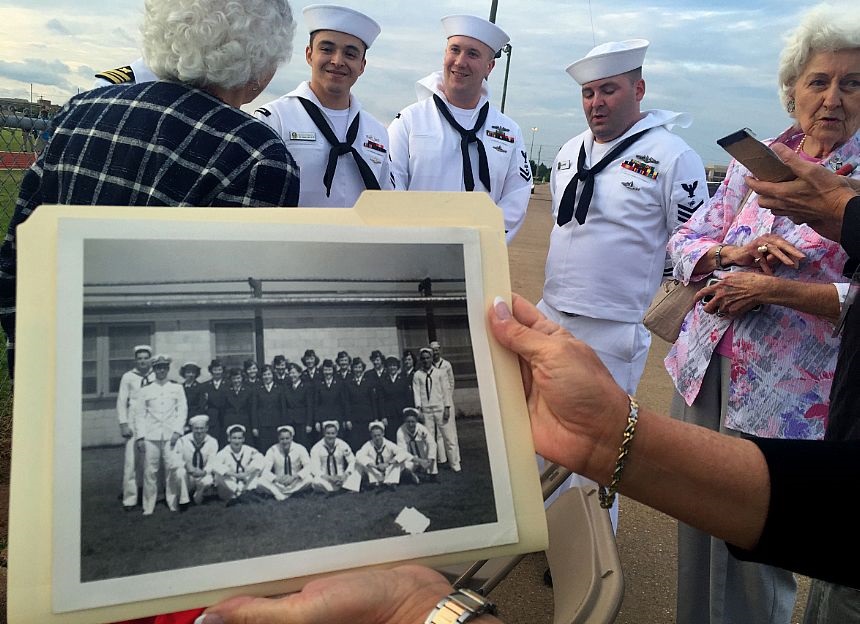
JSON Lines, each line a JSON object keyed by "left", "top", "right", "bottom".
{"left": 0, "top": 0, "right": 300, "bottom": 376}
{"left": 665, "top": 4, "right": 860, "bottom": 624}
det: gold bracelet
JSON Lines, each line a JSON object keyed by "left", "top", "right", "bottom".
{"left": 598, "top": 395, "right": 640, "bottom": 509}
{"left": 715, "top": 244, "right": 726, "bottom": 269}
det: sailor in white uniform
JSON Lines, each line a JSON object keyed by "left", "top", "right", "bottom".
{"left": 93, "top": 57, "right": 157, "bottom": 88}
{"left": 388, "top": 14, "right": 530, "bottom": 243}
{"left": 539, "top": 40, "right": 709, "bottom": 526}
{"left": 396, "top": 408, "right": 438, "bottom": 482}
{"left": 116, "top": 344, "right": 154, "bottom": 509}
{"left": 309, "top": 420, "right": 358, "bottom": 493}
{"left": 260, "top": 425, "right": 313, "bottom": 499}
{"left": 413, "top": 348, "right": 460, "bottom": 472}
{"left": 254, "top": 4, "right": 393, "bottom": 207}
{"left": 172, "top": 413, "right": 218, "bottom": 505}
{"left": 211, "top": 425, "right": 268, "bottom": 504}
{"left": 129, "top": 354, "right": 187, "bottom": 515}
{"left": 355, "top": 421, "right": 411, "bottom": 489}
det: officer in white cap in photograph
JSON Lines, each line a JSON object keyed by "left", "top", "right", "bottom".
{"left": 538, "top": 40, "right": 708, "bottom": 528}
{"left": 388, "top": 14, "right": 531, "bottom": 243}
{"left": 254, "top": 4, "right": 393, "bottom": 207}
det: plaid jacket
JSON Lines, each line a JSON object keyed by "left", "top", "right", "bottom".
{"left": 0, "top": 81, "right": 300, "bottom": 376}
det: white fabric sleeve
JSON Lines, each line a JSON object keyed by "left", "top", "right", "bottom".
{"left": 387, "top": 112, "right": 410, "bottom": 192}
{"left": 498, "top": 127, "right": 531, "bottom": 243}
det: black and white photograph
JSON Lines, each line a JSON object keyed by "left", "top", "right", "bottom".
{"left": 50, "top": 217, "right": 517, "bottom": 612}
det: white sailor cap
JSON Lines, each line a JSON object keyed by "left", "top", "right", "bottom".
{"left": 566, "top": 39, "right": 649, "bottom": 85}
{"left": 151, "top": 354, "right": 172, "bottom": 367}
{"left": 303, "top": 4, "right": 381, "bottom": 48}
{"left": 368, "top": 420, "right": 385, "bottom": 432}
{"left": 226, "top": 424, "right": 246, "bottom": 436}
{"left": 133, "top": 344, "right": 153, "bottom": 356}
{"left": 277, "top": 425, "right": 296, "bottom": 436}
{"left": 419, "top": 347, "right": 433, "bottom": 356}
{"left": 429, "top": 341, "right": 441, "bottom": 349}
{"left": 188, "top": 414, "right": 209, "bottom": 427}
{"left": 322, "top": 420, "right": 340, "bottom": 431}
{"left": 441, "top": 14, "right": 509, "bottom": 54}
{"left": 402, "top": 407, "right": 420, "bottom": 419}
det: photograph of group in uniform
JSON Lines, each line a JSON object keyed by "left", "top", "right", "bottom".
{"left": 50, "top": 220, "right": 517, "bottom": 610}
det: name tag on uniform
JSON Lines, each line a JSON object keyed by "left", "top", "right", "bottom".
{"left": 289, "top": 131, "right": 316, "bottom": 142}
{"left": 557, "top": 160, "right": 571, "bottom": 171}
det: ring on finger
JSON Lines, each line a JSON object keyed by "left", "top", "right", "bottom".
{"left": 757, "top": 244, "right": 769, "bottom": 254}
{"left": 754, "top": 256, "right": 762, "bottom": 263}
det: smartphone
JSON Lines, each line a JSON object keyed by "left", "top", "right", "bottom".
{"left": 701, "top": 277, "right": 721, "bottom": 304}
{"left": 716, "top": 128, "right": 795, "bottom": 182}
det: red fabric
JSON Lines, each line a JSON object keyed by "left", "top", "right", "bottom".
{"left": 113, "top": 608, "right": 205, "bottom": 624}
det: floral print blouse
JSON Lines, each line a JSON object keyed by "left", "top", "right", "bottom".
{"left": 664, "top": 126, "right": 858, "bottom": 440}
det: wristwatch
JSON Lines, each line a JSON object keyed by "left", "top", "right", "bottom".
{"left": 425, "top": 588, "right": 497, "bottom": 623}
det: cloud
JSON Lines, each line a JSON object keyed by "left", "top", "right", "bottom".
{"left": 0, "top": 58, "right": 75, "bottom": 90}
{"left": 45, "top": 18, "right": 72, "bottom": 36}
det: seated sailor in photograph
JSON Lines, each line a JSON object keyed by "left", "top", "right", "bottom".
{"left": 260, "top": 425, "right": 312, "bottom": 500}
{"left": 309, "top": 420, "right": 358, "bottom": 493}
{"left": 172, "top": 414, "right": 218, "bottom": 505}
{"left": 397, "top": 407, "right": 438, "bottom": 483}
{"left": 254, "top": 4, "right": 393, "bottom": 206}
{"left": 355, "top": 421, "right": 411, "bottom": 490}
{"left": 211, "top": 425, "right": 266, "bottom": 505}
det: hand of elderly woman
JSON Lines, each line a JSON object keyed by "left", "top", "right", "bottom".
{"left": 697, "top": 272, "right": 778, "bottom": 317}
{"left": 698, "top": 270, "right": 842, "bottom": 323}
{"left": 193, "top": 565, "right": 468, "bottom": 624}
{"left": 722, "top": 235, "right": 805, "bottom": 276}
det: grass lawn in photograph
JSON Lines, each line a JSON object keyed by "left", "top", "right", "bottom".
{"left": 80, "top": 418, "right": 497, "bottom": 581}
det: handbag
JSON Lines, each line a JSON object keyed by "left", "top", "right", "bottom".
{"left": 643, "top": 278, "right": 706, "bottom": 343}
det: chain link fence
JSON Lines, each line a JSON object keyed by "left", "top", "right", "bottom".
{"left": 0, "top": 110, "right": 50, "bottom": 473}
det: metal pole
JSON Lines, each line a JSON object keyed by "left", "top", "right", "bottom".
{"left": 499, "top": 44, "right": 512, "bottom": 114}
{"left": 489, "top": 0, "right": 498, "bottom": 22}
{"left": 529, "top": 127, "right": 538, "bottom": 161}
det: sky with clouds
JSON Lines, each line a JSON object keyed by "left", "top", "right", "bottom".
{"left": 0, "top": 0, "right": 849, "bottom": 165}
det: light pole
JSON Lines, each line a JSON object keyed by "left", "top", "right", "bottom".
{"left": 529, "top": 127, "right": 538, "bottom": 161}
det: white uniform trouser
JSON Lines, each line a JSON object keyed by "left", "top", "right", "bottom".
{"left": 142, "top": 440, "right": 182, "bottom": 515}
{"left": 360, "top": 463, "right": 402, "bottom": 486}
{"left": 536, "top": 300, "right": 651, "bottom": 532}
{"left": 257, "top": 472, "right": 310, "bottom": 500}
{"left": 122, "top": 435, "right": 142, "bottom": 506}
{"left": 405, "top": 457, "right": 438, "bottom": 476}
{"left": 423, "top": 405, "right": 460, "bottom": 471}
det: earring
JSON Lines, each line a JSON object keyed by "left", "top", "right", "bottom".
{"left": 786, "top": 98, "right": 795, "bottom": 114}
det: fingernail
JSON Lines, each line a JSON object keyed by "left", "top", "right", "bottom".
{"left": 493, "top": 296, "right": 511, "bottom": 320}
{"left": 194, "top": 615, "right": 223, "bottom": 624}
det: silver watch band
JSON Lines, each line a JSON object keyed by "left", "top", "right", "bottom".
{"left": 425, "top": 588, "right": 497, "bottom": 624}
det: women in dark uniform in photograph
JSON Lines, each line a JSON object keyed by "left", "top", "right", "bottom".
{"left": 243, "top": 358, "right": 261, "bottom": 388}
{"left": 283, "top": 362, "right": 313, "bottom": 447}
{"left": 369, "top": 349, "right": 386, "bottom": 383}
{"left": 336, "top": 350, "right": 352, "bottom": 381}
{"left": 252, "top": 364, "right": 286, "bottom": 451}
{"left": 203, "top": 358, "right": 229, "bottom": 446}
{"left": 344, "top": 357, "right": 380, "bottom": 450}
{"left": 402, "top": 349, "right": 418, "bottom": 385}
{"left": 222, "top": 367, "right": 255, "bottom": 446}
{"left": 379, "top": 356, "right": 413, "bottom": 433}
{"left": 315, "top": 359, "right": 347, "bottom": 435}
{"left": 301, "top": 349, "right": 322, "bottom": 388}
{"left": 180, "top": 361, "right": 206, "bottom": 418}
